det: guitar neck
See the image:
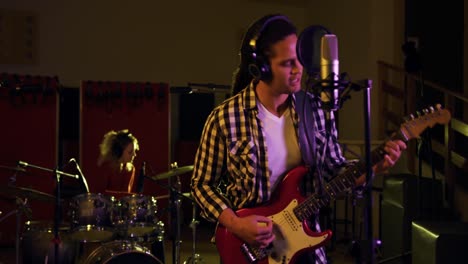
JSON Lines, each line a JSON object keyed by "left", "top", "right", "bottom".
{"left": 294, "top": 130, "right": 408, "bottom": 221}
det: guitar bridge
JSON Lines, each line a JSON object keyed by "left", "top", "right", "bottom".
{"left": 240, "top": 243, "right": 268, "bottom": 263}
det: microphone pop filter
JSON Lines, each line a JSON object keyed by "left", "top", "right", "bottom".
{"left": 296, "top": 25, "right": 331, "bottom": 76}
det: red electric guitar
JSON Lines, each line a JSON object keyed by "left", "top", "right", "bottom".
{"left": 215, "top": 105, "right": 451, "bottom": 264}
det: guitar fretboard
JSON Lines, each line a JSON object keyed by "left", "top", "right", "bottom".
{"left": 293, "top": 130, "right": 407, "bottom": 221}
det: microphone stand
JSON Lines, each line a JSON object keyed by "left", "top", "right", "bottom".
{"left": 17, "top": 161, "right": 78, "bottom": 263}
{"left": 346, "top": 80, "right": 376, "bottom": 264}
{"left": 340, "top": 80, "right": 376, "bottom": 263}
{"left": 362, "top": 79, "right": 375, "bottom": 264}
{"left": 316, "top": 78, "right": 375, "bottom": 264}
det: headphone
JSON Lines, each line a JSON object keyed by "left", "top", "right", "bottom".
{"left": 111, "top": 131, "right": 132, "bottom": 159}
{"left": 242, "top": 14, "right": 293, "bottom": 81}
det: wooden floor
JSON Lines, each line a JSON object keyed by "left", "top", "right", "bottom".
{"left": 0, "top": 218, "right": 360, "bottom": 264}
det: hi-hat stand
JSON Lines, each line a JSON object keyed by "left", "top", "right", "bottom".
{"left": 183, "top": 196, "right": 205, "bottom": 264}
{"left": 145, "top": 162, "right": 202, "bottom": 264}
{"left": 169, "top": 162, "right": 183, "bottom": 264}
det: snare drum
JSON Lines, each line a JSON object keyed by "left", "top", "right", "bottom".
{"left": 21, "top": 221, "right": 74, "bottom": 264}
{"left": 69, "top": 193, "right": 116, "bottom": 242}
{"left": 117, "top": 194, "right": 158, "bottom": 237}
{"left": 125, "top": 220, "right": 166, "bottom": 263}
{"left": 82, "top": 240, "right": 162, "bottom": 264}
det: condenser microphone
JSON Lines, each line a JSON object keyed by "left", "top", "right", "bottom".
{"left": 69, "top": 158, "right": 90, "bottom": 192}
{"left": 136, "top": 161, "right": 146, "bottom": 193}
{"left": 297, "top": 25, "right": 344, "bottom": 112}
{"left": 320, "top": 34, "right": 340, "bottom": 111}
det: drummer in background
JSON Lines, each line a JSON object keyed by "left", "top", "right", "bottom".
{"left": 97, "top": 129, "right": 139, "bottom": 197}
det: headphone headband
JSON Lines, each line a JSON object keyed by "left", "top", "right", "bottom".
{"left": 244, "top": 14, "right": 293, "bottom": 81}
{"left": 247, "top": 15, "right": 291, "bottom": 57}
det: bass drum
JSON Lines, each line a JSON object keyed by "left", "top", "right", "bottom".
{"left": 82, "top": 240, "right": 162, "bottom": 264}
{"left": 21, "top": 221, "right": 74, "bottom": 264}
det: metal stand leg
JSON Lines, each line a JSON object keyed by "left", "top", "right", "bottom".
{"left": 171, "top": 179, "right": 182, "bottom": 264}
{"left": 183, "top": 202, "right": 205, "bottom": 264}
{"left": 16, "top": 208, "right": 20, "bottom": 264}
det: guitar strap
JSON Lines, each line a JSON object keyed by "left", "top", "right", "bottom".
{"left": 294, "top": 90, "right": 317, "bottom": 173}
{"left": 294, "top": 91, "right": 329, "bottom": 263}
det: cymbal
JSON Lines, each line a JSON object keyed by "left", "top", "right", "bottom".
{"left": 0, "top": 185, "right": 56, "bottom": 202}
{"left": 150, "top": 165, "right": 194, "bottom": 181}
{"left": 0, "top": 165, "right": 26, "bottom": 173}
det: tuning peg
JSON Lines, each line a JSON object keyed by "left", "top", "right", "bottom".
{"left": 429, "top": 106, "right": 435, "bottom": 113}
{"left": 409, "top": 114, "right": 415, "bottom": 120}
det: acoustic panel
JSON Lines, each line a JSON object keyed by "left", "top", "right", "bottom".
{"left": 0, "top": 73, "right": 59, "bottom": 246}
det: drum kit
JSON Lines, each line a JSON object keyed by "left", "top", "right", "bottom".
{"left": 0, "top": 161, "right": 205, "bottom": 264}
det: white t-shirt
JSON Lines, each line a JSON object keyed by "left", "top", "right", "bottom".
{"left": 257, "top": 101, "right": 302, "bottom": 192}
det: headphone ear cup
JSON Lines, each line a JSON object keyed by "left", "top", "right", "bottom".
{"left": 248, "top": 63, "right": 261, "bottom": 80}
{"left": 257, "top": 55, "right": 271, "bottom": 81}
{"left": 247, "top": 55, "right": 271, "bottom": 81}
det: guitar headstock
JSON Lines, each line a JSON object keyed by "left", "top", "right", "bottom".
{"left": 399, "top": 104, "right": 451, "bottom": 141}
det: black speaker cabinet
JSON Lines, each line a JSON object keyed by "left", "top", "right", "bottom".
{"left": 380, "top": 173, "right": 442, "bottom": 263}
{"left": 412, "top": 221, "right": 468, "bottom": 264}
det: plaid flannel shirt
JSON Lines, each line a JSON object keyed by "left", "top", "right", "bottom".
{"left": 191, "top": 82, "right": 347, "bottom": 222}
